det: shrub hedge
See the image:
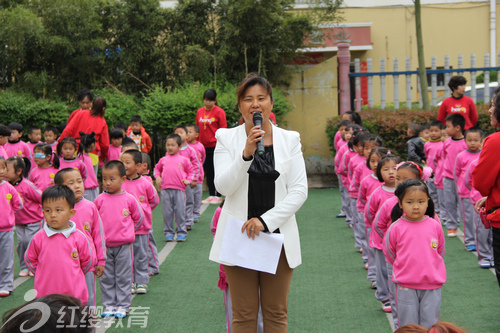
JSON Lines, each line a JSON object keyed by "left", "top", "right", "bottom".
{"left": 326, "top": 105, "right": 498, "bottom": 160}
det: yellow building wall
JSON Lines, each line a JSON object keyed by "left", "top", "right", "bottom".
{"left": 284, "top": 2, "right": 500, "bottom": 174}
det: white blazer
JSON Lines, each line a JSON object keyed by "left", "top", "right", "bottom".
{"left": 208, "top": 124, "right": 308, "bottom": 269}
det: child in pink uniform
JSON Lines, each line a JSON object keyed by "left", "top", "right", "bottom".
{"left": 357, "top": 147, "right": 388, "bottom": 273}
{"left": 25, "top": 185, "right": 93, "bottom": 305}
{"left": 54, "top": 168, "right": 106, "bottom": 310}
{"left": 26, "top": 126, "right": 42, "bottom": 159}
{"left": 155, "top": 134, "right": 193, "bottom": 242}
{"left": 28, "top": 143, "right": 60, "bottom": 192}
{"left": 0, "top": 125, "right": 11, "bottom": 159}
{"left": 442, "top": 114, "right": 467, "bottom": 237}
{"left": 0, "top": 157, "right": 23, "bottom": 297}
{"left": 187, "top": 124, "right": 206, "bottom": 224}
{"left": 107, "top": 128, "right": 124, "bottom": 162}
{"left": 425, "top": 121, "right": 444, "bottom": 217}
{"left": 335, "top": 124, "right": 355, "bottom": 222}
{"left": 121, "top": 150, "right": 159, "bottom": 295}
{"left": 174, "top": 126, "right": 200, "bottom": 231}
{"left": 5, "top": 157, "right": 42, "bottom": 278}
{"left": 384, "top": 179, "right": 446, "bottom": 329}
{"left": 465, "top": 160, "right": 493, "bottom": 268}
{"left": 5, "top": 122, "right": 31, "bottom": 159}
{"left": 43, "top": 125, "right": 59, "bottom": 152}
{"left": 364, "top": 154, "right": 399, "bottom": 309}
{"left": 454, "top": 128, "right": 483, "bottom": 250}
{"left": 94, "top": 161, "right": 143, "bottom": 318}
{"left": 79, "top": 133, "right": 100, "bottom": 201}
{"left": 57, "top": 137, "right": 87, "bottom": 182}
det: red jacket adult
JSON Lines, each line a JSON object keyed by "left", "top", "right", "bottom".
{"left": 126, "top": 126, "right": 152, "bottom": 153}
{"left": 437, "top": 95, "right": 478, "bottom": 130}
{"left": 196, "top": 105, "right": 227, "bottom": 148}
{"left": 60, "top": 110, "right": 109, "bottom": 158}
{"left": 472, "top": 132, "right": 500, "bottom": 228}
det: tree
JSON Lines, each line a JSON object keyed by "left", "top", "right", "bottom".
{"left": 414, "top": 0, "right": 430, "bottom": 109}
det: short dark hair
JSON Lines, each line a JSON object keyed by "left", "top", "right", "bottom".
{"left": 42, "top": 185, "right": 75, "bottom": 208}
{"left": 121, "top": 141, "right": 139, "bottom": 152}
{"left": 0, "top": 125, "right": 11, "bottom": 136}
{"left": 364, "top": 134, "right": 384, "bottom": 148}
{"left": 8, "top": 122, "right": 23, "bottom": 133}
{"left": 187, "top": 124, "right": 200, "bottom": 133}
{"left": 27, "top": 126, "right": 41, "bottom": 135}
{"left": 43, "top": 125, "right": 58, "bottom": 135}
{"left": 429, "top": 120, "right": 444, "bottom": 130}
{"left": 408, "top": 122, "right": 422, "bottom": 137}
{"left": 54, "top": 168, "right": 82, "bottom": 186}
{"left": 166, "top": 134, "right": 182, "bottom": 146}
{"left": 122, "top": 149, "right": 142, "bottom": 164}
{"left": 103, "top": 160, "right": 126, "bottom": 177}
{"left": 203, "top": 89, "right": 217, "bottom": 101}
{"left": 236, "top": 73, "right": 273, "bottom": 104}
{"left": 173, "top": 125, "right": 188, "bottom": 135}
{"left": 338, "top": 119, "right": 352, "bottom": 128}
{"left": 376, "top": 154, "right": 401, "bottom": 182}
{"left": 130, "top": 115, "right": 142, "bottom": 124}
{"left": 464, "top": 127, "right": 485, "bottom": 140}
{"left": 445, "top": 113, "right": 466, "bottom": 133}
{"left": 344, "top": 111, "right": 363, "bottom": 126}
{"left": 77, "top": 88, "right": 93, "bottom": 102}
{"left": 110, "top": 127, "right": 125, "bottom": 139}
{"left": 391, "top": 179, "right": 435, "bottom": 222}
{"left": 114, "top": 122, "right": 128, "bottom": 132}
{"left": 448, "top": 75, "right": 467, "bottom": 92}
{"left": 141, "top": 152, "right": 151, "bottom": 172}
{"left": 6, "top": 156, "right": 30, "bottom": 178}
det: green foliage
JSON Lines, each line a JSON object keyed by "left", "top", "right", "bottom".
{"left": 93, "top": 88, "right": 142, "bottom": 129}
{"left": 476, "top": 71, "right": 498, "bottom": 84}
{"left": 326, "top": 105, "right": 497, "bottom": 160}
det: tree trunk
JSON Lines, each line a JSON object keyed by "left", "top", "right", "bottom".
{"left": 415, "top": 0, "right": 430, "bottom": 109}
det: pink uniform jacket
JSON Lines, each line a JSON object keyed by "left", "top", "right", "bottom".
{"left": 122, "top": 176, "right": 159, "bottom": 235}
{"left": 188, "top": 141, "right": 206, "bottom": 183}
{"left": 454, "top": 150, "right": 481, "bottom": 198}
{"left": 80, "top": 153, "right": 98, "bottom": 190}
{"left": 178, "top": 144, "right": 200, "bottom": 183}
{"left": 59, "top": 158, "right": 87, "bottom": 182}
{"left": 347, "top": 154, "right": 366, "bottom": 198}
{"left": 465, "top": 159, "right": 482, "bottom": 204}
{"left": 5, "top": 140, "right": 32, "bottom": 159}
{"left": 28, "top": 166, "right": 59, "bottom": 192}
{"left": 442, "top": 138, "right": 467, "bottom": 179}
{"left": 0, "top": 181, "right": 23, "bottom": 232}
{"left": 357, "top": 173, "right": 383, "bottom": 213}
{"left": 13, "top": 178, "right": 42, "bottom": 226}
{"left": 106, "top": 145, "right": 122, "bottom": 162}
{"left": 364, "top": 185, "right": 395, "bottom": 229}
{"left": 154, "top": 154, "right": 194, "bottom": 191}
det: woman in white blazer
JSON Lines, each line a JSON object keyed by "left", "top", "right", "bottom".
{"left": 209, "top": 73, "right": 308, "bottom": 332}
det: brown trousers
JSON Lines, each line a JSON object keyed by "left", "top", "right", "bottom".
{"left": 223, "top": 250, "right": 293, "bottom": 333}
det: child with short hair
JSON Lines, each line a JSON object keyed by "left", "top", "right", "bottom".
{"left": 442, "top": 113, "right": 467, "bottom": 237}
{"left": 121, "top": 141, "right": 139, "bottom": 152}
{"left": 5, "top": 157, "right": 42, "bottom": 278}
{"left": 0, "top": 125, "right": 10, "bottom": 160}
{"left": 407, "top": 122, "right": 426, "bottom": 164}
{"left": 26, "top": 126, "right": 42, "bottom": 155}
{"left": 57, "top": 137, "right": 87, "bottom": 183}
{"left": 187, "top": 124, "right": 206, "bottom": 224}
{"left": 121, "top": 150, "right": 159, "bottom": 294}
{"left": 94, "top": 161, "right": 143, "bottom": 318}
{"left": 25, "top": 185, "right": 93, "bottom": 305}
{"left": 384, "top": 180, "right": 446, "bottom": 329}
{"left": 174, "top": 125, "right": 200, "bottom": 231}
{"left": 43, "top": 125, "right": 59, "bottom": 152}
{"left": 28, "top": 143, "right": 60, "bottom": 192}
{"left": 424, "top": 121, "right": 444, "bottom": 220}
{"left": 420, "top": 124, "right": 430, "bottom": 142}
{"left": 78, "top": 132, "right": 99, "bottom": 201}
{"left": 454, "top": 128, "right": 484, "bottom": 251}
{"left": 54, "top": 168, "right": 106, "bottom": 310}
{"left": 334, "top": 119, "right": 352, "bottom": 152}
{"left": 108, "top": 127, "right": 125, "bottom": 161}
{"left": 127, "top": 116, "right": 152, "bottom": 153}
{"left": 0, "top": 157, "right": 23, "bottom": 297}
{"left": 335, "top": 123, "right": 356, "bottom": 220}
{"left": 155, "top": 134, "right": 193, "bottom": 242}
{"left": 334, "top": 120, "right": 353, "bottom": 218}
{"left": 5, "top": 122, "right": 31, "bottom": 159}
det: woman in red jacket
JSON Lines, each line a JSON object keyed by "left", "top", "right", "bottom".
{"left": 472, "top": 87, "right": 500, "bottom": 287}
{"left": 60, "top": 97, "right": 110, "bottom": 161}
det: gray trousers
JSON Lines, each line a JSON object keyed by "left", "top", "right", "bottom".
{"left": 386, "top": 262, "right": 398, "bottom": 329}
{"left": 366, "top": 227, "right": 376, "bottom": 281}
{"left": 147, "top": 229, "right": 159, "bottom": 274}
{"left": 185, "top": 185, "right": 194, "bottom": 226}
{"left": 133, "top": 235, "right": 150, "bottom": 285}
{"left": 341, "top": 183, "right": 352, "bottom": 225}
{"left": 374, "top": 248, "right": 389, "bottom": 302}
{"left": 427, "top": 179, "right": 439, "bottom": 214}
{"left": 437, "top": 188, "right": 448, "bottom": 224}
{"left": 161, "top": 189, "right": 187, "bottom": 237}
{"left": 474, "top": 210, "right": 493, "bottom": 263}
{"left": 85, "top": 271, "right": 96, "bottom": 308}
{"left": 100, "top": 244, "right": 133, "bottom": 312}
{"left": 84, "top": 188, "right": 99, "bottom": 202}
{"left": 443, "top": 178, "right": 459, "bottom": 229}
{"left": 461, "top": 198, "right": 477, "bottom": 246}
{"left": 338, "top": 181, "right": 348, "bottom": 216}
{"left": 351, "top": 198, "right": 362, "bottom": 249}
{"left": 0, "top": 231, "right": 14, "bottom": 291}
{"left": 396, "top": 286, "right": 441, "bottom": 329}
{"left": 359, "top": 212, "right": 368, "bottom": 263}
{"left": 16, "top": 222, "right": 41, "bottom": 270}
{"left": 193, "top": 183, "right": 203, "bottom": 221}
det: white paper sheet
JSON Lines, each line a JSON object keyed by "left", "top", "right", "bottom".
{"left": 219, "top": 216, "right": 284, "bottom": 274}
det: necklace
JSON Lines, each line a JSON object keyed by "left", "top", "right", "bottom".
{"left": 203, "top": 107, "right": 213, "bottom": 130}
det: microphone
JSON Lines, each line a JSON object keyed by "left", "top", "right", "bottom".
{"left": 253, "top": 113, "right": 264, "bottom": 155}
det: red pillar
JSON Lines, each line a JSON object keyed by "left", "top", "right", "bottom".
{"left": 337, "top": 42, "right": 351, "bottom": 115}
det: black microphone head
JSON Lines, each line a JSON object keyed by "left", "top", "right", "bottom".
{"left": 252, "top": 112, "right": 263, "bottom": 126}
